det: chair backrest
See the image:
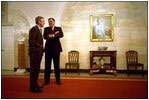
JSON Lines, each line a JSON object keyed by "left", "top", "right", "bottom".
{"left": 126, "top": 50, "right": 138, "bottom": 64}
{"left": 68, "top": 50, "right": 79, "bottom": 63}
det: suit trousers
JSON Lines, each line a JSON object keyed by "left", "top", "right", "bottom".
{"left": 29, "top": 53, "right": 42, "bottom": 89}
{"left": 44, "top": 51, "right": 60, "bottom": 83}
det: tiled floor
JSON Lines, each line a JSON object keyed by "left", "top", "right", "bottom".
{"left": 2, "top": 70, "right": 148, "bottom": 80}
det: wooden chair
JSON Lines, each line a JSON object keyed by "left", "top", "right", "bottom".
{"left": 126, "top": 50, "right": 144, "bottom": 76}
{"left": 65, "top": 50, "right": 80, "bottom": 75}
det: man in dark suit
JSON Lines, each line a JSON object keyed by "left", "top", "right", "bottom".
{"left": 29, "top": 16, "right": 45, "bottom": 92}
{"left": 43, "top": 18, "right": 63, "bottom": 85}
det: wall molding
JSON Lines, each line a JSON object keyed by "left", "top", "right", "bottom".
{"left": 13, "top": 67, "right": 148, "bottom": 74}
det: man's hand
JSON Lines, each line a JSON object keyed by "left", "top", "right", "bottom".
{"left": 55, "top": 31, "right": 59, "bottom": 35}
{"left": 48, "top": 34, "right": 55, "bottom": 38}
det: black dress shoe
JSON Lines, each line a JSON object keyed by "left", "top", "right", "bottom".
{"left": 30, "top": 87, "right": 42, "bottom": 93}
{"left": 56, "top": 81, "right": 62, "bottom": 85}
{"left": 43, "top": 82, "right": 49, "bottom": 86}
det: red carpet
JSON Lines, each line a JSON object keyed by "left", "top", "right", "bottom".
{"left": 2, "top": 76, "right": 148, "bottom": 99}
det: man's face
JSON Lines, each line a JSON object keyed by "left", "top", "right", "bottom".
{"left": 48, "top": 19, "right": 55, "bottom": 27}
{"left": 97, "top": 19, "right": 100, "bottom": 24}
{"left": 38, "top": 18, "right": 45, "bottom": 27}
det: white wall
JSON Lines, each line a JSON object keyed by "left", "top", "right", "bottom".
{"left": 9, "top": 2, "right": 66, "bottom": 26}
{"left": 5, "top": 2, "right": 147, "bottom": 70}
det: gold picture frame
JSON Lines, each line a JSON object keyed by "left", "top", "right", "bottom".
{"left": 90, "top": 14, "right": 114, "bottom": 42}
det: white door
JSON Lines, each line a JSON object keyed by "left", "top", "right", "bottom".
{"left": 2, "top": 25, "right": 15, "bottom": 70}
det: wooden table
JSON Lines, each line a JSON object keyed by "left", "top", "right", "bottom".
{"left": 89, "top": 51, "right": 117, "bottom": 75}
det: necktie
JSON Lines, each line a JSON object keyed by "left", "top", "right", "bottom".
{"left": 40, "top": 29, "right": 42, "bottom": 34}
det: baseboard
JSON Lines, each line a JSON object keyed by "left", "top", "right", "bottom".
{"left": 14, "top": 67, "right": 30, "bottom": 72}
{"left": 14, "top": 67, "right": 148, "bottom": 74}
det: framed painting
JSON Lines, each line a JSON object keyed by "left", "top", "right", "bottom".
{"left": 90, "top": 14, "right": 114, "bottom": 42}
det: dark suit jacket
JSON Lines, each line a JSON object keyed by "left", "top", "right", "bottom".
{"left": 29, "top": 25, "right": 43, "bottom": 55}
{"left": 44, "top": 26, "right": 63, "bottom": 52}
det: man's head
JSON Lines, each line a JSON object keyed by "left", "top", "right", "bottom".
{"left": 48, "top": 18, "right": 55, "bottom": 27}
{"left": 96, "top": 19, "right": 100, "bottom": 25}
{"left": 35, "top": 16, "right": 45, "bottom": 27}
